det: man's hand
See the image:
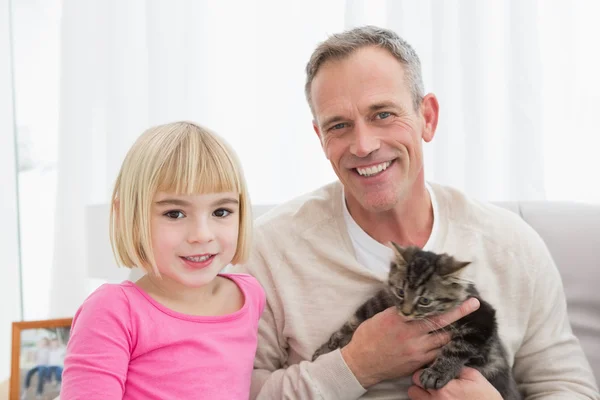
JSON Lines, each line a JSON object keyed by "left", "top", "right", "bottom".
{"left": 407, "top": 367, "right": 502, "bottom": 400}
{"left": 340, "top": 298, "right": 480, "bottom": 388}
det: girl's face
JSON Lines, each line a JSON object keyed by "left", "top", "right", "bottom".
{"left": 149, "top": 191, "right": 240, "bottom": 288}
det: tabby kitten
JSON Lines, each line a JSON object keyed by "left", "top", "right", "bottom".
{"left": 312, "top": 243, "right": 520, "bottom": 399}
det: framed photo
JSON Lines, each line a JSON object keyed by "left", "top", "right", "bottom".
{"left": 10, "top": 318, "right": 72, "bottom": 400}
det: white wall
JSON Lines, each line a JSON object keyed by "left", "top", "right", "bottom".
{"left": 0, "top": 0, "right": 22, "bottom": 382}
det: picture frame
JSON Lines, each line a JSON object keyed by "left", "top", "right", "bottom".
{"left": 10, "top": 318, "right": 72, "bottom": 400}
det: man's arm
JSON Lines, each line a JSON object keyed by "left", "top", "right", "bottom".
{"left": 513, "top": 237, "right": 599, "bottom": 399}
{"left": 251, "top": 302, "right": 366, "bottom": 399}
{"left": 235, "top": 244, "right": 367, "bottom": 400}
{"left": 249, "top": 292, "right": 477, "bottom": 399}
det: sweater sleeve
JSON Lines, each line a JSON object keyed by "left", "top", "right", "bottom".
{"left": 250, "top": 293, "right": 367, "bottom": 400}
{"left": 513, "top": 235, "right": 599, "bottom": 399}
{"left": 235, "top": 232, "right": 367, "bottom": 400}
{"left": 61, "top": 285, "right": 133, "bottom": 399}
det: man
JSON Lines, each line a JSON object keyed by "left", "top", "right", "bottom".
{"left": 236, "top": 26, "right": 598, "bottom": 399}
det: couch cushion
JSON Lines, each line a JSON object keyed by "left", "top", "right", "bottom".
{"left": 516, "top": 201, "right": 600, "bottom": 385}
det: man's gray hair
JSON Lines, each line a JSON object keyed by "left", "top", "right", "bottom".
{"left": 305, "top": 25, "right": 424, "bottom": 114}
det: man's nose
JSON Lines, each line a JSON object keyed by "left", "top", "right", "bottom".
{"left": 349, "top": 123, "right": 380, "bottom": 157}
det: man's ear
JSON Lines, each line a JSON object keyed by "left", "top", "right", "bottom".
{"left": 421, "top": 93, "right": 439, "bottom": 143}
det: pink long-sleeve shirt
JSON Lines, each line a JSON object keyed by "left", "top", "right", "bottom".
{"left": 61, "top": 273, "right": 265, "bottom": 400}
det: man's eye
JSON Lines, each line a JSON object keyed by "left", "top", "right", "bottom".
{"left": 164, "top": 210, "right": 185, "bottom": 219}
{"left": 213, "top": 208, "right": 232, "bottom": 218}
{"left": 376, "top": 112, "right": 391, "bottom": 120}
{"left": 330, "top": 122, "right": 347, "bottom": 131}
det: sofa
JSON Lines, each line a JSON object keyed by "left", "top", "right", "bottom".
{"left": 6, "top": 201, "right": 596, "bottom": 400}
{"left": 494, "top": 201, "right": 600, "bottom": 385}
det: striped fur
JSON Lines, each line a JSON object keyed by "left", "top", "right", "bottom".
{"left": 312, "top": 244, "right": 521, "bottom": 399}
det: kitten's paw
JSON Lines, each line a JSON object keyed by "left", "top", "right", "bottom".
{"left": 311, "top": 346, "right": 328, "bottom": 361}
{"left": 420, "top": 368, "right": 453, "bottom": 390}
{"left": 312, "top": 335, "right": 342, "bottom": 361}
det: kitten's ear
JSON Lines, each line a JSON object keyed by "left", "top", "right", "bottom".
{"left": 389, "top": 243, "right": 421, "bottom": 264}
{"left": 389, "top": 242, "right": 406, "bottom": 263}
{"left": 438, "top": 255, "right": 471, "bottom": 276}
{"left": 389, "top": 242, "right": 419, "bottom": 265}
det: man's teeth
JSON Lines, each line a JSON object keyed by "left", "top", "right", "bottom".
{"left": 184, "top": 255, "right": 212, "bottom": 262}
{"left": 356, "top": 161, "right": 392, "bottom": 177}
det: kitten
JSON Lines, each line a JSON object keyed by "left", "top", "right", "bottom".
{"left": 312, "top": 243, "right": 520, "bottom": 399}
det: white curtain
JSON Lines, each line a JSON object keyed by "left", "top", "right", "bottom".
{"left": 0, "top": 0, "right": 23, "bottom": 382}
{"left": 49, "top": 0, "right": 600, "bottom": 317}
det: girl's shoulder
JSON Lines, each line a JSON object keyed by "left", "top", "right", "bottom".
{"left": 220, "top": 273, "right": 266, "bottom": 316}
{"left": 85, "top": 280, "right": 138, "bottom": 300}
{"left": 70, "top": 282, "right": 142, "bottom": 337}
{"left": 77, "top": 281, "right": 144, "bottom": 315}
{"left": 221, "top": 273, "right": 262, "bottom": 293}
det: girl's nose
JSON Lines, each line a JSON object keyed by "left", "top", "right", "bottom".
{"left": 187, "top": 220, "right": 215, "bottom": 243}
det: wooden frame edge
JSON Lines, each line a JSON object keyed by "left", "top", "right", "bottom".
{"left": 9, "top": 318, "right": 72, "bottom": 400}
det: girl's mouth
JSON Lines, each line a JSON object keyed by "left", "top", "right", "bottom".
{"left": 180, "top": 254, "right": 215, "bottom": 269}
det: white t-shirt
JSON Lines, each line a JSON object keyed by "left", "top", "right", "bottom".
{"left": 342, "top": 183, "right": 439, "bottom": 274}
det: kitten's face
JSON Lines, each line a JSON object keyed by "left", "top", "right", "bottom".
{"left": 387, "top": 244, "right": 471, "bottom": 320}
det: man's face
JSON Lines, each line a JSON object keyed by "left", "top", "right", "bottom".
{"left": 311, "top": 46, "right": 436, "bottom": 213}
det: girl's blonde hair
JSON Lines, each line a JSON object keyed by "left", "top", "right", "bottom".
{"left": 109, "top": 121, "right": 252, "bottom": 275}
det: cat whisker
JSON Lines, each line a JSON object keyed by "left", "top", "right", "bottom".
{"left": 423, "top": 316, "right": 459, "bottom": 337}
{"left": 419, "top": 317, "right": 444, "bottom": 333}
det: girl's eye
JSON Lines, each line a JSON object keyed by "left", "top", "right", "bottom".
{"left": 164, "top": 210, "right": 185, "bottom": 219}
{"left": 376, "top": 111, "right": 391, "bottom": 120}
{"left": 213, "top": 208, "right": 232, "bottom": 218}
{"left": 397, "top": 288, "right": 405, "bottom": 298}
{"left": 419, "top": 297, "right": 431, "bottom": 306}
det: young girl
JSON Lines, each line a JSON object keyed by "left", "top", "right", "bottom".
{"left": 61, "top": 121, "right": 265, "bottom": 399}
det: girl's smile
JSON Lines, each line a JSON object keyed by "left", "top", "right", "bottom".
{"left": 180, "top": 253, "right": 216, "bottom": 270}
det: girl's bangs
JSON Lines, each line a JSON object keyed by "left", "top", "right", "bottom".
{"left": 155, "top": 133, "right": 241, "bottom": 195}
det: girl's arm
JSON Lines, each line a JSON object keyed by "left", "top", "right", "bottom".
{"left": 61, "top": 285, "right": 133, "bottom": 399}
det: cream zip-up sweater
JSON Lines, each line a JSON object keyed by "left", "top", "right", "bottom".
{"left": 235, "top": 181, "right": 598, "bottom": 400}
